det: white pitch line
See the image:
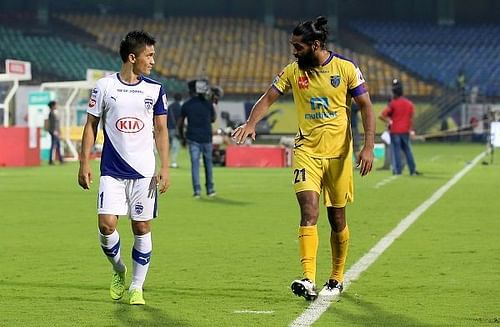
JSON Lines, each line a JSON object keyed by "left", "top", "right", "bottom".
{"left": 430, "top": 155, "right": 442, "bottom": 162}
{"left": 233, "top": 310, "right": 275, "bottom": 314}
{"left": 290, "top": 151, "right": 486, "bottom": 327}
{"left": 374, "top": 175, "right": 399, "bottom": 189}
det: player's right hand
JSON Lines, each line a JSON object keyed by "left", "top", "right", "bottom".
{"left": 231, "top": 123, "right": 256, "bottom": 144}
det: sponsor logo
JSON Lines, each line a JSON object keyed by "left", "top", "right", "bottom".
{"left": 88, "top": 98, "right": 96, "bottom": 108}
{"left": 330, "top": 75, "right": 341, "bottom": 88}
{"left": 310, "top": 97, "right": 329, "bottom": 110}
{"left": 91, "top": 88, "right": 98, "bottom": 94}
{"left": 306, "top": 97, "right": 336, "bottom": 119}
{"left": 115, "top": 117, "right": 145, "bottom": 133}
{"left": 144, "top": 96, "right": 154, "bottom": 110}
{"left": 298, "top": 76, "right": 309, "bottom": 89}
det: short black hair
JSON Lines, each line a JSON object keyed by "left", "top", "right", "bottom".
{"left": 392, "top": 78, "right": 404, "bottom": 97}
{"left": 119, "top": 30, "right": 156, "bottom": 63}
{"left": 48, "top": 100, "right": 57, "bottom": 109}
{"left": 293, "top": 16, "right": 329, "bottom": 48}
{"left": 174, "top": 93, "right": 182, "bottom": 101}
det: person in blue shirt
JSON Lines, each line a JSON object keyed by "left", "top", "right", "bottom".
{"left": 178, "top": 80, "right": 216, "bottom": 198}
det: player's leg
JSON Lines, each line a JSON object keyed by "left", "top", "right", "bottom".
{"left": 290, "top": 150, "right": 323, "bottom": 300}
{"left": 129, "top": 220, "right": 151, "bottom": 305}
{"left": 97, "top": 176, "right": 129, "bottom": 300}
{"left": 323, "top": 154, "right": 353, "bottom": 293}
{"left": 188, "top": 140, "right": 202, "bottom": 197}
{"left": 127, "top": 177, "right": 157, "bottom": 305}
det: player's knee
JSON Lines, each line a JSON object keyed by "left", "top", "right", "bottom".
{"left": 132, "top": 221, "right": 151, "bottom": 235}
{"left": 300, "top": 206, "right": 319, "bottom": 225}
{"left": 98, "top": 224, "right": 116, "bottom": 235}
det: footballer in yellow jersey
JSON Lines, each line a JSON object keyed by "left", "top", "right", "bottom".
{"left": 273, "top": 51, "right": 366, "bottom": 158}
{"left": 232, "top": 16, "right": 375, "bottom": 301}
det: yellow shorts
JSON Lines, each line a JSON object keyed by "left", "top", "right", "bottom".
{"left": 292, "top": 149, "right": 353, "bottom": 207}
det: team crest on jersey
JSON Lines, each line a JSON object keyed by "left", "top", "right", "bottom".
{"left": 135, "top": 203, "right": 144, "bottom": 215}
{"left": 144, "top": 96, "right": 154, "bottom": 110}
{"left": 330, "top": 75, "right": 341, "bottom": 88}
{"left": 298, "top": 76, "right": 309, "bottom": 89}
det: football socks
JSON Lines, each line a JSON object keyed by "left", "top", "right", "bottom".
{"left": 298, "top": 225, "right": 318, "bottom": 282}
{"left": 330, "top": 225, "right": 350, "bottom": 282}
{"left": 130, "top": 232, "right": 152, "bottom": 291}
{"left": 99, "top": 230, "right": 126, "bottom": 273}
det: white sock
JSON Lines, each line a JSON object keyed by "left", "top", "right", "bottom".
{"left": 99, "top": 230, "right": 126, "bottom": 273}
{"left": 130, "top": 232, "right": 152, "bottom": 291}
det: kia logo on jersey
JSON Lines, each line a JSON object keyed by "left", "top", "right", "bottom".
{"left": 115, "top": 117, "right": 145, "bottom": 133}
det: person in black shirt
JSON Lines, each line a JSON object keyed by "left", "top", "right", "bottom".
{"left": 178, "top": 80, "right": 216, "bottom": 198}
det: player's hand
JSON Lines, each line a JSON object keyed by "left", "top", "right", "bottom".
{"left": 156, "top": 167, "right": 170, "bottom": 194}
{"left": 78, "top": 164, "right": 93, "bottom": 190}
{"left": 356, "top": 146, "right": 374, "bottom": 176}
{"left": 231, "top": 123, "right": 256, "bottom": 144}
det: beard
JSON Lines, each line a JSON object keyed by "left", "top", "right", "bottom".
{"left": 296, "top": 49, "right": 320, "bottom": 70}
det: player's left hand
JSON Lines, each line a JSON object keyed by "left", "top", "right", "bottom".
{"left": 156, "top": 167, "right": 170, "bottom": 194}
{"left": 356, "top": 146, "right": 374, "bottom": 176}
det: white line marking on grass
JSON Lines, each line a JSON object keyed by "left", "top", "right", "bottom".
{"left": 430, "top": 155, "right": 442, "bottom": 162}
{"left": 233, "top": 310, "right": 275, "bottom": 314}
{"left": 374, "top": 175, "right": 399, "bottom": 189}
{"left": 290, "top": 151, "right": 486, "bottom": 327}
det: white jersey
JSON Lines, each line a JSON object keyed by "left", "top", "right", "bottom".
{"left": 87, "top": 73, "right": 168, "bottom": 178}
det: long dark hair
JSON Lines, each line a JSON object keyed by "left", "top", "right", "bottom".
{"left": 292, "top": 16, "right": 329, "bottom": 48}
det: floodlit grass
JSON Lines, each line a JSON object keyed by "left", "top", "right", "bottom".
{"left": 1, "top": 143, "right": 498, "bottom": 326}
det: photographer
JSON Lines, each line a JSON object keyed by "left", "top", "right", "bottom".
{"left": 178, "top": 79, "right": 217, "bottom": 198}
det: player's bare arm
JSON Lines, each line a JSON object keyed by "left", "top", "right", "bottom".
{"left": 154, "top": 114, "right": 170, "bottom": 193}
{"left": 78, "top": 114, "right": 100, "bottom": 189}
{"left": 232, "top": 86, "right": 281, "bottom": 144}
{"left": 355, "top": 91, "right": 376, "bottom": 176}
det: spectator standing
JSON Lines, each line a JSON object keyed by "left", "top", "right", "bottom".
{"left": 380, "top": 79, "right": 420, "bottom": 175}
{"left": 167, "top": 93, "right": 182, "bottom": 168}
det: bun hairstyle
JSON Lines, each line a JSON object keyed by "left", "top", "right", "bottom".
{"left": 293, "top": 16, "right": 329, "bottom": 48}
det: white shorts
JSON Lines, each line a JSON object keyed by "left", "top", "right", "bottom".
{"left": 97, "top": 176, "right": 158, "bottom": 221}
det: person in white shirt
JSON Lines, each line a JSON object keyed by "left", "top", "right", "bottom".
{"left": 78, "top": 30, "right": 170, "bottom": 305}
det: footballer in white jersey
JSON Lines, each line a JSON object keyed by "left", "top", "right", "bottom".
{"left": 78, "top": 30, "right": 170, "bottom": 306}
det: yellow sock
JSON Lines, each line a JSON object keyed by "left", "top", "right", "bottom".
{"left": 330, "top": 225, "right": 350, "bottom": 282}
{"left": 299, "top": 225, "right": 318, "bottom": 282}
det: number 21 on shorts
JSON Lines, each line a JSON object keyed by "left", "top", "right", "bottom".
{"left": 293, "top": 168, "right": 306, "bottom": 183}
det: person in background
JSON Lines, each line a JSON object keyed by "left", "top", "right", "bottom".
{"left": 232, "top": 16, "right": 375, "bottom": 301}
{"left": 167, "top": 93, "right": 182, "bottom": 168}
{"left": 46, "top": 100, "right": 64, "bottom": 165}
{"left": 178, "top": 80, "right": 216, "bottom": 198}
{"left": 380, "top": 79, "right": 420, "bottom": 175}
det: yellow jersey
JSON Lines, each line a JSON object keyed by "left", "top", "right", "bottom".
{"left": 272, "top": 51, "right": 367, "bottom": 158}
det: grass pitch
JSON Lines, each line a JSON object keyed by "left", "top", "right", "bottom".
{"left": 1, "top": 143, "right": 498, "bottom": 326}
